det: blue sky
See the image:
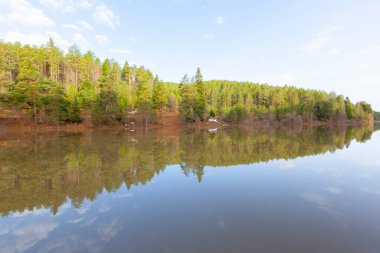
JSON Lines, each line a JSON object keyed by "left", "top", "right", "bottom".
{"left": 1, "top": 0, "right": 379, "bottom": 110}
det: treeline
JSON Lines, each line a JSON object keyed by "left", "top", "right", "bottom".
{"left": 0, "top": 40, "right": 374, "bottom": 125}
{"left": 0, "top": 126, "right": 375, "bottom": 216}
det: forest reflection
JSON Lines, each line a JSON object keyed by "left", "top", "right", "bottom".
{"left": 0, "top": 125, "right": 376, "bottom": 216}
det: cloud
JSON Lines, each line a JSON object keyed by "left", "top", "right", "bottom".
{"left": 67, "top": 217, "right": 85, "bottom": 224}
{"left": 4, "top": 31, "right": 70, "bottom": 49}
{"left": 92, "top": 3, "right": 120, "bottom": 28}
{"left": 0, "top": 0, "right": 55, "bottom": 28}
{"left": 361, "top": 187, "right": 380, "bottom": 195}
{"left": 62, "top": 23, "right": 81, "bottom": 31}
{"left": 73, "top": 33, "right": 91, "bottom": 50}
{"left": 78, "top": 21, "right": 94, "bottom": 31}
{"left": 326, "top": 187, "right": 343, "bottom": 194}
{"left": 95, "top": 34, "right": 109, "bottom": 45}
{"left": 0, "top": 220, "right": 58, "bottom": 253}
{"left": 62, "top": 21, "right": 94, "bottom": 32}
{"left": 97, "top": 219, "right": 123, "bottom": 242}
{"left": 39, "top": 0, "right": 93, "bottom": 13}
{"left": 4, "top": 31, "right": 49, "bottom": 45}
{"left": 278, "top": 160, "right": 296, "bottom": 169}
{"left": 301, "top": 25, "right": 344, "bottom": 51}
{"left": 110, "top": 49, "right": 131, "bottom": 55}
{"left": 215, "top": 15, "right": 224, "bottom": 25}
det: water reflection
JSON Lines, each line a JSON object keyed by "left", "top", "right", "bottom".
{"left": 0, "top": 125, "right": 375, "bottom": 216}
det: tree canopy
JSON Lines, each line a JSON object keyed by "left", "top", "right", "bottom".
{"left": 0, "top": 40, "right": 374, "bottom": 125}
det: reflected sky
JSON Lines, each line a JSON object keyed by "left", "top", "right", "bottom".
{"left": 1, "top": 126, "right": 380, "bottom": 253}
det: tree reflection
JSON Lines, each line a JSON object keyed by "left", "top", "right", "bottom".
{"left": 0, "top": 125, "right": 376, "bottom": 216}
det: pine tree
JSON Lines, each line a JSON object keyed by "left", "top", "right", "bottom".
{"left": 13, "top": 45, "right": 42, "bottom": 125}
{"left": 194, "top": 67, "right": 207, "bottom": 121}
{"left": 152, "top": 75, "right": 166, "bottom": 110}
{"left": 180, "top": 83, "right": 197, "bottom": 121}
{"left": 136, "top": 67, "right": 152, "bottom": 104}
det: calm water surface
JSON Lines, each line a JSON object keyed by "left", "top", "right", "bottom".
{"left": 1, "top": 126, "right": 380, "bottom": 253}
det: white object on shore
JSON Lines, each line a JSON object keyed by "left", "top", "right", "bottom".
{"left": 208, "top": 128, "right": 218, "bottom": 133}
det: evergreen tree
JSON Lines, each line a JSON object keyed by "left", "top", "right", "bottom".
{"left": 152, "top": 75, "right": 166, "bottom": 110}
{"left": 194, "top": 67, "right": 207, "bottom": 121}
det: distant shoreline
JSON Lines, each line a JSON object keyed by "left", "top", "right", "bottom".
{"left": 0, "top": 116, "right": 373, "bottom": 134}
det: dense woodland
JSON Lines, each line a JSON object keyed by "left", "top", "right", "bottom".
{"left": 0, "top": 126, "right": 375, "bottom": 216}
{"left": 0, "top": 40, "right": 374, "bottom": 125}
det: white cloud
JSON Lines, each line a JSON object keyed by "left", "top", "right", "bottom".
{"left": 73, "top": 33, "right": 91, "bottom": 50}
{"left": 326, "top": 187, "right": 343, "bottom": 194}
{"left": 39, "top": 0, "right": 93, "bottom": 13}
{"left": 62, "top": 21, "right": 94, "bottom": 32}
{"left": 78, "top": 21, "right": 94, "bottom": 31}
{"left": 278, "top": 160, "right": 296, "bottom": 170}
{"left": 361, "top": 187, "right": 380, "bottom": 195}
{"left": 3, "top": 31, "right": 70, "bottom": 49}
{"left": 110, "top": 49, "right": 131, "bottom": 54}
{"left": 301, "top": 25, "right": 344, "bottom": 51}
{"left": 0, "top": 0, "right": 55, "bottom": 28}
{"left": 97, "top": 219, "right": 123, "bottom": 242}
{"left": 92, "top": 3, "right": 120, "bottom": 28}
{"left": 62, "top": 23, "right": 81, "bottom": 31}
{"left": 4, "top": 31, "right": 49, "bottom": 46}
{"left": 215, "top": 15, "right": 224, "bottom": 25}
{"left": 47, "top": 31, "right": 71, "bottom": 49}
{"left": 0, "top": 219, "right": 58, "bottom": 253}
{"left": 96, "top": 34, "right": 109, "bottom": 45}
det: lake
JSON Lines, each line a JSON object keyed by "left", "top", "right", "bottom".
{"left": 1, "top": 125, "right": 380, "bottom": 253}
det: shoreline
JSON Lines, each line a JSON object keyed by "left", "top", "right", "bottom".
{"left": 0, "top": 117, "right": 374, "bottom": 134}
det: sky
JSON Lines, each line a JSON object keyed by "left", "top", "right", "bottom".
{"left": 0, "top": 0, "right": 379, "bottom": 110}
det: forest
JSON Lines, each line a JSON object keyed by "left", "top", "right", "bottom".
{"left": 0, "top": 40, "right": 374, "bottom": 126}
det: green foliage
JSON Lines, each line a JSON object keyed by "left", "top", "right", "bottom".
{"left": 209, "top": 109, "right": 216, "bottom": 118}
{"left": 194, "top": 67, "right": 207, "bottom": 121}
{"left": 136, "top": 101, "right": 155, "bottom": 126}
{"left": 136, "top": 66, "right": 153, "bottom": 104}
{"left": 0, "top": 125, "right": 375, "bottom": 216}
{"left": 69, "top": 96, "right": 81, "bottom": 123}
{"left": 345, "top": 97, "right": 355, "bottom": 120}
{"left": 92, "top": 90, "right": 120, "bottom": 125}
{"left": 227, "top": 106, "right": 248, "bottom": 122}
{"left": 78, "top": 80, "right": 96, "bottom": 108}
{"left": 180, "top": 83, "right": 197, "bottom": 121}
{"left": 313, "top": 100, "right": 332, "bottom": 121}
{"left": 0, "top": 40, "right": 374, "bottom": 125}
{"left": 152, "top": 75, "right": 166, "bottom": 110}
